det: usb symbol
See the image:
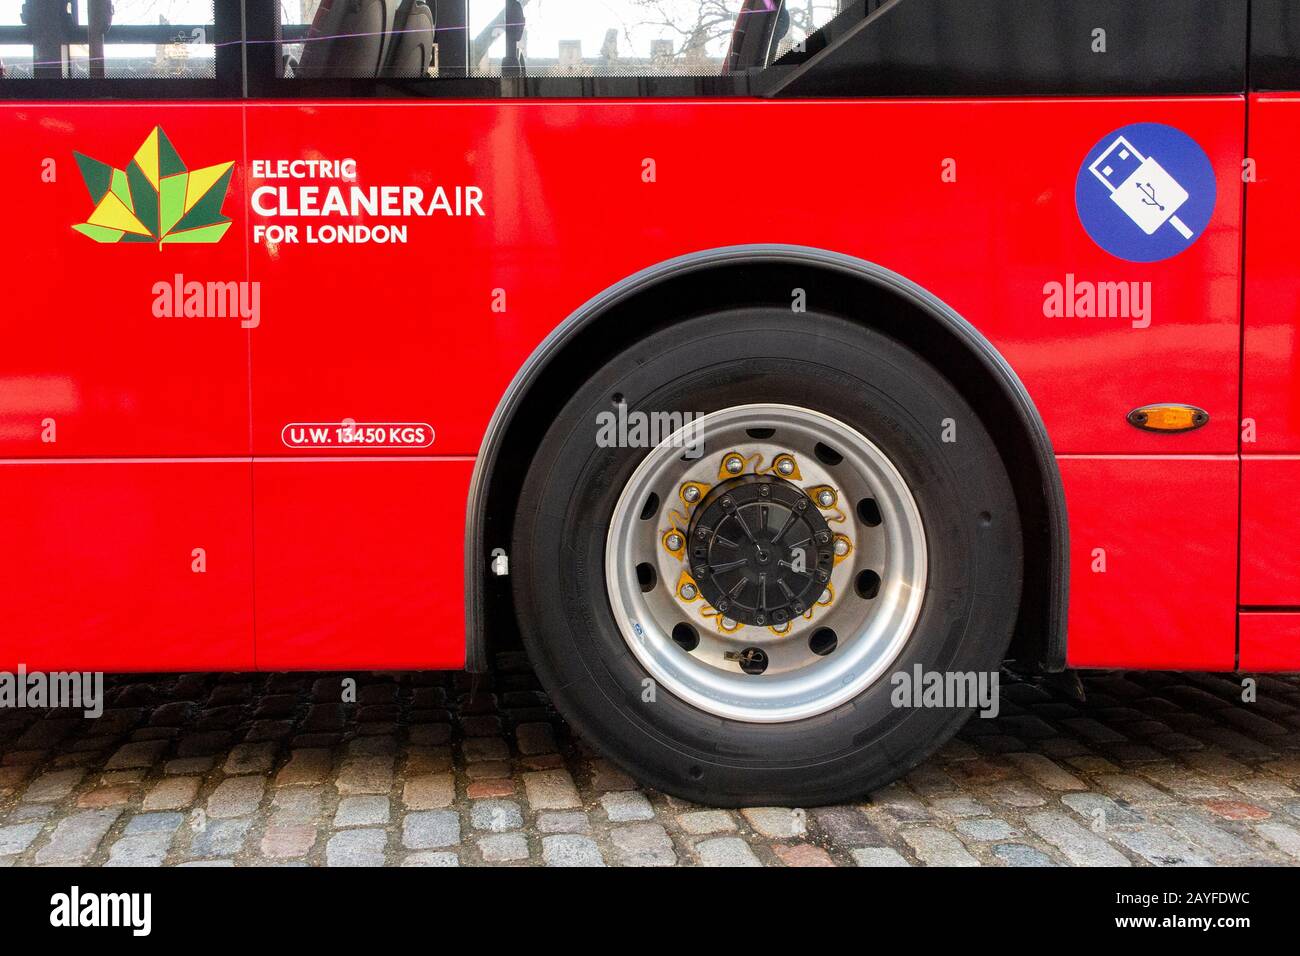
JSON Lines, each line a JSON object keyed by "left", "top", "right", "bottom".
{"left": 1088, "top": 136, "right": 1194, "bottom": 240}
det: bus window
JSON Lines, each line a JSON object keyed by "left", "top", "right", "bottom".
{"left": 724, "top": 0, "right": 847, "bottom": 74}
{"left": 766, "top": 0, "right": 854, "bottom": 64}
{"left": 278, "top": 0, "right": 753, "bottom": 82}
{"left": 0, "top": 0, "right": 215, "bottom": 79}
{"left": 466, "top": 0, "right": 742, "bottom": 79}
{"left": 280, "top": 0, "right": 433, "bottom": 79}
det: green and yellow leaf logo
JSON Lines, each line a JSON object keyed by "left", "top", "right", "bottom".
{"left": 73, "top": 126, "right": 234, "bottom": 246}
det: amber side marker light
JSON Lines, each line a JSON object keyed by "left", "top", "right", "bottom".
{"left": 1126, "top": 403, "right": 1209, "bottom": 433}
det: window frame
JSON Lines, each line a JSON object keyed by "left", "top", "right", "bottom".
{"left": 0, "top": 0, "right": 242, "bottom": 100}
{"left": 0, "top": 0, "right": 1268, "bottom": 102}
{"left": 243, "top": 0, "right": 759, "bottom": 99}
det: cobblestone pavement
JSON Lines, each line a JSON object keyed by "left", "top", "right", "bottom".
{"left": 2, "top": 657, "right": 1300, "bottom": 866}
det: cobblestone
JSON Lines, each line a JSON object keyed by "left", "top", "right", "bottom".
{"left": 403, "top": 773, "right": 455, "bottom": 810}
{"left": 523, "top": 769, "right": 581, "bottom": 810}
{"left": 334, "top": 796, "right": 390, "bottom": 828}
{"left": 22, "top": 768, "right": 84, "bottom": 803}
{"left": 536, "top": 811, "right": 591, "bottom": 834}
{"left": 955, "top": 817, "right": 1020, "bottom": 841}
{"left": 742, "top": 806, "right": 807, "bottom": 839}
{"left": 1025, "top": 811, "right": 1132, "bottom": 866}
{"left": 207, "top": 777, "right": 266, "bottom": 819}
{"left": 0, "top": 667, "right": 1298, "bottom": 865}
{"left": 105, "top": 741, "right": 168, "bottom": 771}
{"left": 851, "top": 847, "right": 911, "bottom": 866}
{"left": 402, "top": 810, "right": 460, "bottom": 849}
{"left": 188, "top": 817, "right": 253, "bottom": 858}
{"left": 271, "top": 787, "right": 322, "bottom": 824}
{"left": 35, "top": 809, "right": 120, "bottom": 865}
{"left": 773, "top": 843, "right": 835, "bottom": 866}
{"left": 0, "top": 822, "right": 42, "bottom": 856}
{"left": 900, "top": 827, "right": 981, "bottom": 866}
{"left": 143, "top": 776, "right": 201, "bottom": 811}
{"left": 274, "top": 749, "right": 332, "bottom": 787}
{"left": 542, "top": 834, "right": 604, "bottom": 866}
{"left": 326, "top": 828, "right": 386, "bottom": 866}
{"left": 106, "top": 831, "right": 173, "bottom": 866}
{"left": 470, "top": 799, "right": 523, "bottom": 832}
{"left": 993, "top": 843, "right": 1057, "bottom": 867}
{"left": 403, "top": 850, "right": 458, "bottom": 866}
{"left": 678, "top": 810, "right": 737, "bottom": 835}
{"left": 515, "top": 723, "right": 557, "bottom": 756}
{"left": 335, "top": 756, "right": 394, "bottom": 796}
{"left": 478, "top": 832, "right": 529, "bottom": 862}
{"left": 611, "top": 822, "right": 676, "bottom": 866}
{"left": 600, "top": 791, "right": 654, "bottom": 823}
{"left": 224, "top": 743, "right": 277, "bottom": 776}
{"left": 696, "top": 836, "right": 762, "bottom": 867}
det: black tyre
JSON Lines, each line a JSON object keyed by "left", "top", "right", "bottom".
{"left": 512, "top": 309, "right": 1021, "bottom": 807}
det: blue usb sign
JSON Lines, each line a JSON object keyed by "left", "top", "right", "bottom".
{"left": 1075, "top": 122, "right": 1216, "bottom": 263}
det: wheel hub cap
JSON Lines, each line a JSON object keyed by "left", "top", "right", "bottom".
{"left": 604, "top": 403, "right": 927, "bottom": 723}
{"left": 688, "top": 475, "right": 834, "bottom": 627}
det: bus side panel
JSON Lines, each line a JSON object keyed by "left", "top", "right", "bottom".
{"left": 1241, "top": 95, "right": 1300, "bottom": 662}
{"left": 243, "top": 99, "right": 1242, "bottom": 459}
{"left": 243, "top": 98, "right": 1243, "bottom": 671}
{"left": 1061, "top": 456, "right": 1237, "bottom": 670}
{"left": 1243, "top": 95, "right": 1300, "bottom": 453}
{"left": 1239, "top": 613, "right": 1300, "bottom": 672}
{"left": 252, "top": 459, "right": 471, "bottom": 670}
{"left": 0, "top": 462, "right": 254, "bottom": 672}
{"left": 1241, "top": 456, "right": 1300, "bottom": 607}
{"left": 0, "top": 105, "right": 250, "bottom": 458}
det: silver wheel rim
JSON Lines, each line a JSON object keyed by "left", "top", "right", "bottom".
{"left": 605, "top": 403, "right": 927, "bottom": 723}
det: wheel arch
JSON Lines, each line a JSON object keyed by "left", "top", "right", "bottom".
{"left": 464, "top": 245, "right": 1067, "bottom": 673}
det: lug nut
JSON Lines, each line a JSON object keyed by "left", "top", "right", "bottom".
{"left": 725, "top": 456, "right": 744, "bottom": 474}
{"left": 817, "top": 489, "right": 835, "bottom": 507}
{"left": 680, "top": 583, "right": 698, "bottom": 600}
{"left": 666, "top": 533, "right": 683, "bottom": 551}
{"left": 834, "top": 538, "right": 849, "bottom": 556}
{"left": 776, "top": 457, "right": 795, "bottom": 476}
{"left": 682, "top": 485, "right": 701, "bottom": 503}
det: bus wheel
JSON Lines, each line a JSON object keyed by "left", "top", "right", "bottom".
{"left": 511, "top": 309, "right": 1022, "bottom": 807}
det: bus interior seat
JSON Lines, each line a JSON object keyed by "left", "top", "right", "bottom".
{"left": 382, "top": 0, "right": 435, "bottom": 77}
{"left": 501, "top": 0, "right": 525, "bottom": 78}
{"left": 297, "top": 0, "right": 398, "bottom": 78}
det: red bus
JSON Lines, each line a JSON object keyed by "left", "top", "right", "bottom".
{"left": 0, "top": 0, "right": 1297, "bottom": 806}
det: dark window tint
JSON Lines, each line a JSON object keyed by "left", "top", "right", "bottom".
{"left": 277, "top": 0, "right": 810, "bottom": 82}
{"left": 0, "top": 0, "right": 216, "bottom": 79}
